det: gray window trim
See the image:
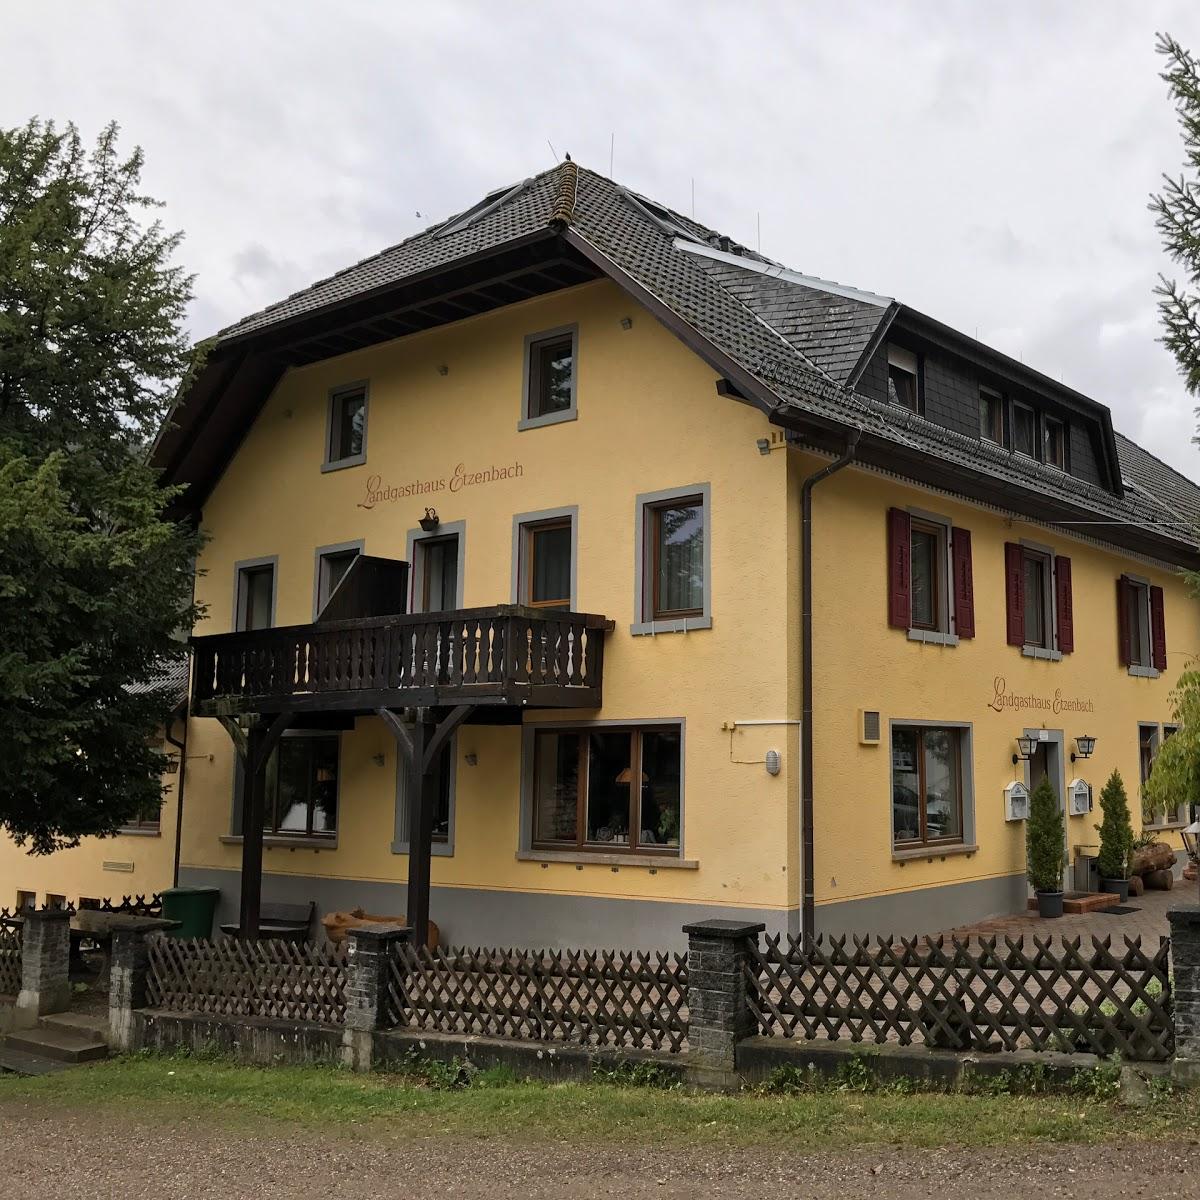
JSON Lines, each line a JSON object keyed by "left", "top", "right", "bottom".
{"left": 519, "top": 324, "right": 578, "bottom": 431}
{"left": 322, "top": 380, "right": 369, "bottom": 472}
{"left": 391, "top": 733, "right": 457, "bottom": 857}
{"left": 312, "top": 539, "right": 365, "bottom": 620}
{"left": 232, "top": 555, "right": 278, "bottom": 632}
{"left": 518, "top": 717, "right": 688, "bottom": 860}
{"left": 1019, "top": 537, "right": 1061, "bottom": 659}
{"left": 406, "top": 521, "right": 467, "bottom": 613}
{"left": 632, "top": 483, "right": 712, "bottom": 636}
{"left": 888, "top": 719, "right": 976, "bottom": 851}
{"left": 231, "top": 728, "right": 342, "bottom": 845}
{"left": 906, "top": 506, "right": 957, "bottom": 643}
{"left": 511, "top": 506, "right": 578, "bottom": 609}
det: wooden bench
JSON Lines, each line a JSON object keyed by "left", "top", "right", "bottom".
{"left": 220, "top": 900, "right": 314, "bottom": 943}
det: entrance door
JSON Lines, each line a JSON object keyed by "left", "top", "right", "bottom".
{"left": 1026, "top": 733, "right": 1069, "bottom": 891}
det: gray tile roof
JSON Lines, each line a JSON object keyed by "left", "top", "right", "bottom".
{"left": 126, "top": 656, "right": 190, "bottom": 710}
{"left": 208, "top": 161, "right": 1200, "bottom": 556}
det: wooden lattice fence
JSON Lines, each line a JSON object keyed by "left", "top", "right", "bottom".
{"left": 386, "top": 944, "right": 689, "bottom": 1053}
{"left": 747, "top": 933, "right": 1173, "bottom": 1061}
{"left": 0, "top": 925, "right": 20, "bottom": 996}
{"left": 146, "top": 936, "right": 347, "bottom": 1025}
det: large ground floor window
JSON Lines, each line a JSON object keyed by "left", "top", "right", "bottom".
{"left": 259, "top": 733, "right": 340, "bottom": 838}
{"left": 532, "top": 724, "right": 682, "bottom": 855}
{"left": 891, "top": 725, "right": 965, "bottom": 849}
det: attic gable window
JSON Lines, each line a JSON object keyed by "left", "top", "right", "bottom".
{"left": 886, "top": 345, "right": 920, "bottom": 413}
{"left": 324, "top": 383, "right": 367, "bottom": 471}
{"left": 520, "top": 325, "right": 578, "bottom": 430}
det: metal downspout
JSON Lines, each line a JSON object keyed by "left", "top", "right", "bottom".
{"left": 164, "top": 709, "right": 187, "bottom": 888}
{"left": 801, "top": 431, "right": 860, "bottom": 940}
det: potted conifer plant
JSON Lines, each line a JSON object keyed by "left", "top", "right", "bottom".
{"left": 1096, "top": 768, "right": 1134, "bottom": 902}
{"left": 1027, "top": 775, "right": 1066, "bottom": 917}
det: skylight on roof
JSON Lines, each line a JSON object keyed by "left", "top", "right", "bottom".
{"left": 621, "top": 190, "right": 704, "bottom": 243}
{"left": 435, "top": 179, "right": 529, "bottom": 239}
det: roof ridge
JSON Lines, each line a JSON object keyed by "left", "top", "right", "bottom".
{"left": 548, "top": 159, "right": 578, "bottom": 230}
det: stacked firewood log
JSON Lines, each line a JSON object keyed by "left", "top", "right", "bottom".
{"left": 1130, "top": 841, "right": 1176, "bottom": 891}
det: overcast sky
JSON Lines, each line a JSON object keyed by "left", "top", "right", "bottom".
{"left": 7, "top": 2, "right": 1200, "bottom": 479}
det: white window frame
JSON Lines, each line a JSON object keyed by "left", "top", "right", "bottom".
{"left": 886, "top": 344, "right": 920, "bottom": 413}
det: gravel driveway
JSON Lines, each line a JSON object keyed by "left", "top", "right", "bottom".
{"left": 1, "top": 1100, "right": 1198, "bottom": 1199}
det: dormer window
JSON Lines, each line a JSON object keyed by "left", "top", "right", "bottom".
{"left": 887, "top": 346, "right": 920, "bottom": 413}
{"left": 1013, "top": 402, "right": 1037, "bottom": 458}
{"left": 980, "top": 387, "right": 1005, "bottom": 445}
{"left": 1044, "top": 417, "right": 1066, "bottom": 470}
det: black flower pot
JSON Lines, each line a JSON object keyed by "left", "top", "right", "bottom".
{"left": 1100, "top": 878, "right": 1130, "bottom": 903}
{"left": 1036, "top": 890, "right": 1065, "bottom": 918}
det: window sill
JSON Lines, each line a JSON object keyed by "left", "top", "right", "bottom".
{"left": 1021, "top": 645, "right": 1062, "bottom": 662}
{"left": 517, "top": 849, "right": 698, "bottom": 870}
{"left": 630, "top": 616, "right": 712, "bottom": 637}
{"left": 116, "top": 828, "right": 162, "bottom": 838}
{"left": 1128, "top": 665, "right": 1161, "bottom": 680}
{"left": 221, "top": 835, "right": 338, "bottom": 851}
{"left": 518, "top": 408, "right": 577, "bottom": 432}
{"left": 892, "top": 843, "right": 978, "bottom": 864}
{"left": 320, "top": 453, "right": 366, "bottom": 474}
{"left": 907, "top": 629, "right": 959, "bottom": 647}
{"left": 1144, "top": 821, "right": 1186, "bottom": 832}
{"left": 391, "top": 841, "right": 454, "bottom": 858}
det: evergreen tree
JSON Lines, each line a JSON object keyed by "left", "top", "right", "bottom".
{"left": 1151, "top": 34, "right": 1200, "bottom": 414}
{"left": 1026, "top": 776, "right": 1066, "bottom": 894}
{"left": 1095, "top": 769, "right": 1135, "bottom": 882}
{"left": 0, "top": 119, "right": 204, "bottom": 853}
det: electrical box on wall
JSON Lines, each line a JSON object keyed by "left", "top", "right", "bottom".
{"left": 1004, "top": 781, "right": 1030, "bottom": 822}
{"left": 858, "top": 709, "right": 881, "bottom": 745}
{"left": 1068, "top": 778, "right": 1093, "bottom": 816}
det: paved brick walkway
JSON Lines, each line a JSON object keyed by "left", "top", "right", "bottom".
{"left": 939, "top": 884, "right": 1185, "bottom": 943}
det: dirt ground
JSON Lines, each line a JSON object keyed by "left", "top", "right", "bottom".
{"left": 1, "top": 1100, "right": 1198, "bottom": 1200}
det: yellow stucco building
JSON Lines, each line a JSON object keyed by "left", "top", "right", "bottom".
{"left": 10, "top": 163, "right": 1199, "bottom": 947}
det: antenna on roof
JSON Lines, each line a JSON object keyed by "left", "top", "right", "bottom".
{"left": 757, "top": 212, "right": 761, "bottom": 253}
{"left": 691, "top": 178, "right": 695, "bottom": 218}
{"left": 609, "top": 132, "right": 614, "bottom": 177}
{"left": 547, "top": 139, "right": 559, "bottom": 163}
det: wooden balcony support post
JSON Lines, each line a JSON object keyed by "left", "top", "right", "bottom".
{"left": 229, "top": 712, "right": 293, "bottom": 939}
{"left": 377, "top": 703, "right": 475, "bottom": 949}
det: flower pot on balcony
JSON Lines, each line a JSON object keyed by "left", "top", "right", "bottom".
{"left": 1036, "top": 890, "right": 1064, "bottom": 919}
{"left": 1100, "top": 878, "right": 1130, "bottom": 903}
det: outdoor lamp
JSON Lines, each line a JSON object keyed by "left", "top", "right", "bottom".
{"left": 1071, "top": 734, "right": 1097, "bottom": 763}
{"left": 419, "top": 507, "right": 440, "bottom": 533}
{"left": 162, "top": 757, "right": 180, "bottom": 775}
{"left": 1012, "top": 733, "right": 1038, "bottom": 764}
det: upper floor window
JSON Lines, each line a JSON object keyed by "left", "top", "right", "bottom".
{"left": 513, "top": 509, "right": 575, "bottom": 612}
{"left": 633, "top": 485, "right": 712, "bottom": 635}
{"left": 314, "top": 544, "right": 361, "bottom": 618}
{"left": 891, "top": 724, "right": 966, "bottom": 849}
{"left": 887, "top": 345, "right": 920, "bottom": 413}
{"left": 324, "top": 383, "right": 367, "bottom": 471}
{"left": 235, "top": 559, "right": 276, "bottom": 631}
{"left": 1044, "top": 417, "right": 1067, "bottom": 470}
{"left": 530, "top": 723, "right": 682, "bottom": 856}
{"left": 1013, "top": 402, "right": 1037, "bottom": 458}
{"left": 979, "top": 387, "right": 1005, "bottom": 445}
{"left": 1117, "top": 574, "right": 1166, "bottom": 676}
{"left": 520, "top": 326, "right": 577, "bottom": 430}
{"left": 886, "top": 508, "right": 975, "bottom": 645}
{"left": 1003, "top": 542, "right": 1073, "bottom": 659}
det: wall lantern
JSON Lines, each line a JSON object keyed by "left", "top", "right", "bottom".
{"left": 419, "top": 507, "right": 440, "bottom": 533}
{"left": 162, "top": 757, "right": 180, "bottom": 775}
{"left": 765, "top": 749, "right": 781, "bottom": 776}
{"left": 1012, "top": 733, "right": 1038, "bottom": 764}
{"left": 1071, "top": 734, "right": 1097, "bottom": 763}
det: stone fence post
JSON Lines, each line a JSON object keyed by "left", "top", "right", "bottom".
{"left": 1168, "top": 907, "right": 1200, "bottom": 1083}
{"left": 15, "top": 907, "right": 71, "bottom": 1027}
{"left": 342, "top": 924, "right": 409, "bottom": 1071}
{"left": 683, "top": 919, "right": 764, "bottom": 1078}
{"left": 109, "top": 923, "right": 164, "bottom": 1052}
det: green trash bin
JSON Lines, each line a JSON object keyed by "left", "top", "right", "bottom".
{"left": 160, "top": 886, "right": 221, "bottom": 939}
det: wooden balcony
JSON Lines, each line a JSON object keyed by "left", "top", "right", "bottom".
{"left": 190, "top": 605, "right": 608, "bottom": 717}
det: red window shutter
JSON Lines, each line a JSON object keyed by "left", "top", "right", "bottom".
{"left": 1004, "top": 542, "right": 1025, "bottom": 646}
{"left": 1116, "top": 576, "right": 1132, "bottom": 667}
{"left": 1150, "top": 585, "right": 1167, "bottom": 671}
{"left": 1054, "top": 555, "right": 1074, "bottom": 654}
{"left": 887, "top": 508, "right": 911, "bottom": 629}
{"left": 951, "top": 527, "right": 975, "bottom": 638}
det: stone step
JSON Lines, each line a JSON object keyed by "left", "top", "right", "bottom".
{"left": 38, "top": 1011, "right": 109, "bottom": 1043}
{"left": 0, "top": 1046, "right": 72, "bottom": 1076}
{"left": 4, "top": 1027, "right": 108, "bottom": 1064}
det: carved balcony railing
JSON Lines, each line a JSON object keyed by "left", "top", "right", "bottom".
{"left": 190, "top": 605, "right": 608, "bottom": 716}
